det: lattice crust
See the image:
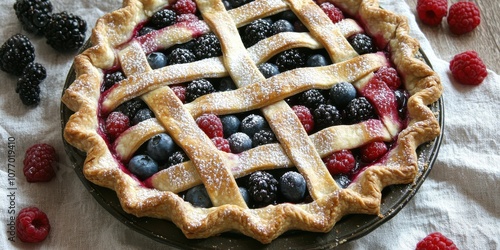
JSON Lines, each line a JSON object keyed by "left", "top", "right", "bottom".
{"left": 62, "top": 0, "right": 442, "bottom": 243}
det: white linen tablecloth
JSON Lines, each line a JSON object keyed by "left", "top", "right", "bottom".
{"left": 1, "top": 0, "right": 498, "bottom": 249}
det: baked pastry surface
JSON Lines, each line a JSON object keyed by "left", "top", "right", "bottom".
{"left": 62, "top": 0, "right": 442, "bottom": 243}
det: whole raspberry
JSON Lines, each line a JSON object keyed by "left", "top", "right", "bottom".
{"left": 23, "top": 143, "right": 57, "bottom": 182}
{"left": 211, "top": 137, "right": 231, "bottom": 152}
{"left": 105, "top": 111, "right": 130, "bottom": 140}
{"left": 449, "top": 51, "right": 487, "bottom": 85}
{"left": 170, "top": 84, "right": 187, "bottom": 103}
{"left": 196, "top": 113, "right": 224, "bottom": 138}
{"left": 320, "top": 2, "right": 344, "bottom": 23}
{"left": 360, "top": 141, "right": 388, "bottom": 162}
{"left": 292, "top": 105, "right": 314, "bottom": 133}
{"left": 16, "top": 207, "right": 50, "bottom": 243}
{"left": 447, "top": 1, "right": 481, "bottom": 35}
{"left": 416, "top": 0, "right": 448, "bottom": 26}
{"left": 323, "top": 149, "right": 356, "bottom": 175}
{"left": 374, "top": 66, "right": 401, "bottom": 90}
{"left": 173, "top": 0, "right": 197, "bottom": 15}
{"left": 416, "top": 232, "right": 458, "bottom": 250}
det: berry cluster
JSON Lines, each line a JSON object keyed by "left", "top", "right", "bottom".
{"left": 417, "top": 0, "right": 481, "bottom": 35}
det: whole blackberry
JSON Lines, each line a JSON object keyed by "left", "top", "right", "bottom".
{"left": 0, "top": 34, "right": 35, "bottom": 76}
{"left": 348, "top": 33, "right": 376, "bottom": 55}
{"left": 167, "top": 150, "right": 188, "bottom": 167}
{"left": 14, "top": 0, "right": 53, "bottom": 35}
{"left": 16, "top": 76, "right": 41, "bottom": 106}
{"left": 252, "top": 129, "right": 277, "bottom": 147}
{"left": 185, "top": 79, "right": 215, "bottom": 102}
{"left": 275, "top": 48, "right": 307, "bottom": 72}
{"left": 45, "top": 11, "right": 87, "bottom": 52}
{"left": 193, "top": 33, "right": 222, "bottom": 60}
{"left": 150, "top": 9, "right": 177, "bottom": 29}
{"left": 21, "top": 62, "right": 47, "bottom": 82}
{"left": 167, "top": 48, "right": 196, "bottom": 65}
{"left": 116, "top": 98, "right": 148, "bottom": 119}
{"left": 102, "top": 71, "right": 125, "bottom": 91}
{"left": 313, "top": 104, "right": 342, "bottom": 130}
{"left": 298, "top": 89, "right": 325, "bottom": 109}
{"left": 243, "top": 19, "right": 272, "bottom": 47}
{"left": 343, "top": 97, "right": 376, "bottom": 124}
{"left": 247, "top": 171, "right": 278, "bottom": 207}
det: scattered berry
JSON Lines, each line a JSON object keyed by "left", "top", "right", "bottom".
{"left": 360, "top": 141, "right": 388, "bottom": 162}
{"left": 279, "top": 171, "right": 307, "bottom": 203}
{"left": 258, "top": 62, "right": 280, "bottom": 78}
{"left": 103, "top": 71, "right": 125, "bottom": 91}
{"left": 320, "top": 2, "right": 344, "bottom": 23}
{"left": 416, "top": 0, "right": 448, "bottom": 26}
{"left": 172, "top": 0, "right": 197, "bottom": 15}
{"left": 16, "top": 74, "right": 41, "bottom": 106}
{"left": 247, "top": 171, "right": 278, "bottom": 207}
{"left": 313, "top": 104, "right": 342, "bottom": 130}
{"left": 240, "top": 114, "right": 268, "bottom": 137}
{"left": 220, "top": 115, "right": 241, "bottom": 137}
{"left": 275, "top": 48, "right": 307, "bottom": 72}
{"left": 0, "top": 34, "right": 35, "bottom": 76}
{"left": 170, "top": 84, "right": 187, "bottom": 103}
{"left": 150, "top": 9, "right": 177, "bottom": 29}
{"left": 105, "top": 111, "right": 130, "bottom": 140}
{"left": 147, "top": 51, "right": 167, "bottom": 69}
{"left": 374, "top": 66, "right": 401, "bottom": 90}
{"left": 252, "top": 129, "right": 277, "bottom": 147}
{"left": 447, "top": 1, "right": 481, "bottom": 35}
{"left": 45, "top": 11, "right": 87, "bottom": 51}
{"left": 228, "top": 132, "right": 252, "bottom": 153}
{"left": 298, "top": 89, "right": 326, "bottom": 109}
{"left": 23, "top": 143, "right": 57, "bottom": 182}
{"left": 343, "top": 97, "right": 376, "bottom": 124}
{"left": 14, "top": 0, "right": 53, "bottom": 35}
{"left": 329, "top": 82, "right": 357, "bottom": 108}
{"left": 243, "top": 19, "right": 272, "bottom": 47}
{"left": 348, "top": 33, "right": 376, "bottom": 55}
{"left": 21, "top": 62, "right": 47, "bottom": 82}
{"left": 449, "top": 50, "right": 487, "bottom": 85}
{"left": 416, "top": 232, "right": 458, "bottom": 250}
{"left": 131, "top": 108, "right": 154, "bottom": 125}
{"left": 292, "top": 105, "right": 314, "bottom": 133}
{"left": 128, "top": 154, "right": 159, "bottom": 180}
{"left": 166, "top": 48, "right": 196, "bottom": 65}
{"left": 196, "top": 114, "right": 224, "bottom": 138}
{"left": 146, "top": 133, "right": 176, "bottom": 162}
{"left": 185, "top": 185, "right": 212, "bottom": 208}
{"left": 185, "top": 78, "right": 216, "bottom": 102}
{"left": 271, "top": 19, "right": 294, "bottom": 35}
{"left": 211, "top": 136, "right": 231, "bottom": 152}
{"left": 16, "top": 207, "right": 50, "bottom": 243}
{"left": 323, "top": 149, "right": 356, "bottom": 175}
{"left": 193, "top": 33, "right": 222, "bottom": 60}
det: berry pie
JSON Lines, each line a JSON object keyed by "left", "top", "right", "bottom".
{"left": 62, "top": 0, "right": 442, "bottom": 243}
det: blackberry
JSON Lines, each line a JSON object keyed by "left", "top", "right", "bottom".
{"left": 343, "top": 97, "right": 376, "bottom": 124}
{"left": 243, "top": 19, "right": 272, "bottom": 47}
{"left": 348, "top": 33, "right": 376, "bottom": 55}
{"left": 102, "top": 71, "right": 125, "bottom": 91}
{"left": 192, "top": 33, "right": 222, "bottom": 60}
{"left": 298, "top": 89, "right": 325, "bottom": 109}
{"left": 14, "top": 0, "right": 53, "bottom": 35}
{"left": 218, "top": 77, "right": 236, "bottom": 91}
{"left": 150, "top": 9, "right": 177, "bottom": 29}
{"left": 271, "top": 19, "right": 294, "bottom": 35}
{"left": 16, "top": 76, "right": 41, "bottom": 106}
{"left": 45, "top": 11, "right": 87, "bottom": 52}
{"left": 167, "top": 150, "right": 188, "bottom": 167}
{"left": 116, "top": 98, "right": 147, "bottom": 118}
{"left": 167, "top": 48, "right": 196, "bottom": 65}
{"left": 0, "top": 34, "right": 35, "bottom": 76}
{"left": 275, "top": 49, "right": 307, "bottom": 72}
{"left": 313, "top": 104, "right": 342, "bottom": 130}
{"left": 247, "top": 171, "right": 278, "bottom": 207}
{"left": 252, "top": 129, "right": 277, "bottom": 147}
{"left": 22, "top": 62, "right": 47, "bottom": 82}
{"left": 185, "top": 79, "right": 215, "bottom": 102}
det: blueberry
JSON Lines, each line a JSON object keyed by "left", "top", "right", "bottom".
{"left": 333, "top": 174, "right": 351, "bottom": 188}
{"left": 307, "top": 54, "right": 329, "bottom": 67}
{"left": 128, "top": 154, "right": 159, "bottom": 180}
{"left": 271, "top": 19, "right": 294, "bottom": 35}
{"left": 132, "top": 108, "right": 154, "bottom": 125}
{"left": 147, "top": 52, "right": 167, "bottom": 69}
{"left": 258, "top": 62, "right": 280, "bottom": 78}
{"left": 220, "top": 115, "right": 241, "bottom": 138}
{"left": 185, "top": 185, "right": 212, "bottom": 208}
{"left": 394, "top": 89, "right": 409, "bottom": 118}
{"left": 138, "top": 26, "right": 155, "bottom": 36}
{"left": 218, "top": 77, "right": 237, "bottom": 91}
{"left": 279, "top": 10, "right": 298, "bottom": 22}
{"left": 146, "top": 133, "right": 176, "bottom": 163}
{"left": 240, "top": 114, "right": 267, "bottom": 137}
{"left": 228, "top": 132, "right": 252, "bottom": 153}
{"left": 329, "top": 82, "right": 357, "bottom": 108}
{"left": 279, "top": 171, "right": 307, "bottom": 202}
{"left": 239, "top": 186, "right": 251, "bottom": 206}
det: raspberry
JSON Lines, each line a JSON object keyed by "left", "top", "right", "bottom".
{"left": 292, "top": 105, "right": 314, "bottom": 133}
{"left": 323, "top": 149, "right": 356, "bottom": 175}
{"left": 360, "top": 141, "right": 388, "bottom": 162}
{"left": 23, "top": 143, "right": 57, "bottom": 182}
{"left": 319, "top": 2, "right": 344, "bottom": 23}
{"left": 374, "top": 66, "right": 401, "bottom": 90}
{"left": 105, "top": 111, "right": 130, "bottom": 140}
{"left": 447, "top": 1, "right": 481, "bottom": 35}
{"left": 449, "top": 51, "right": 487, "bottom": 85}
{"left": 196, "top": 114, "right": 223, "bottom": 138}
{"left": 173, "top": 0, "right": 197, "bottom": 15}
{"left": 416, "top": 232, "right": 458, "bottom": 250}
{"left": 416, "top": 0, "right": 448, "bottom": 26}
{"left": 176, "top": 13, "right": 199, "bottom": 23}
{"left": 170, "top": 84, "right": 187, "bottom": 103}
{"left": 16, "top": 207, "right": 50, "bottom": 243}
{"left": 45, "top": 12, "right": 87, "bottom": 51}
{"left": 211, "top": 136, "right": 231, "bottom": 152}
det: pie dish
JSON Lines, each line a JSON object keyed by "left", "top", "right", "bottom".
{"left": 61, "top": 0, "right": 442, "bottom": 244}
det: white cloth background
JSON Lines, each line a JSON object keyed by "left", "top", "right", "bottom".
{"left": 0, "top": 0, "right": 498, "bottom": 249}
